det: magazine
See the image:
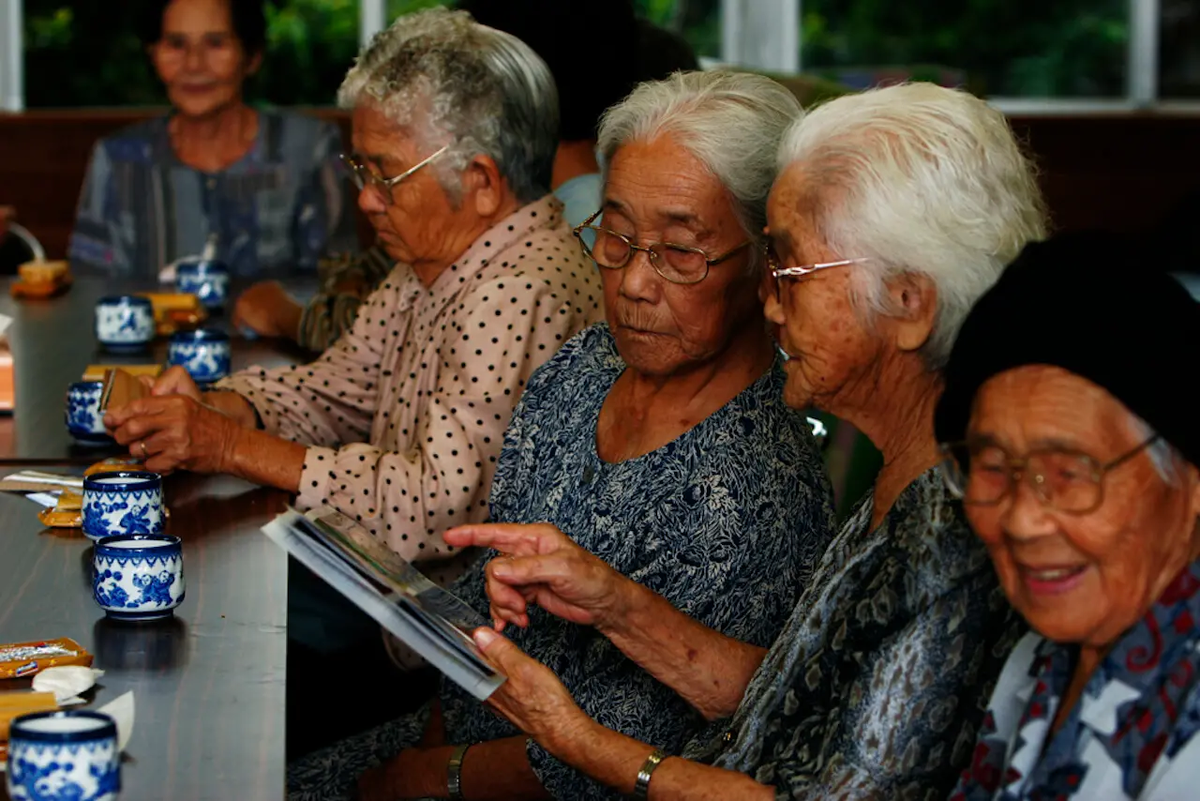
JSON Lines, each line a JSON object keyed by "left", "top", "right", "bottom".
{"left": 261, "top": 506, "right": 505, "bottom": 700}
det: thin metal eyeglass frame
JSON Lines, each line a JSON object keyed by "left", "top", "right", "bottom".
{"left": 572, "top": 209, "right": 752, "bottom": 286}
{"left": 339, "top": 144, "right": 450, "bottom": 206}
{"left": 939, "top": 434, "right": 1163, "bottom": 514}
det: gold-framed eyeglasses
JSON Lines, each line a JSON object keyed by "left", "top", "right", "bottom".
{"left": 572, "top": 209, "right": 752, "bottom": 285}
{"left": 939, "top": 435, "right": 1162, "bottom": 514}
{"left": 339, "top": 144, "right": 450, "bottom": 206}
{"left": 763, "top": 242, "right": 870, "bottom": 301}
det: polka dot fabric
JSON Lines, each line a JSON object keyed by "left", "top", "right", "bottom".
{"left": 217, "top": 195, "right": 603, "bottom": 580}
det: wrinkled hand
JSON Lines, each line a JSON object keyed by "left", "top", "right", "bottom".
{"left": 472, "top": 627, "right": 590, "bottom": 748}
{"left": 444, "top": 523, "right": 626, "bottom": 631}
{"left": 103, "top": 394, "right": 240, "bottom": 475}
{"left": 148, "top": 365, "right": 204, "bottom": 402}
{"left": 232, "top": 280, "right": 302, "bottom": 339}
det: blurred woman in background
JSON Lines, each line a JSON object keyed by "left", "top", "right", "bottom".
{"left": 69, "top": 0, "right": 356, "bottom": 278}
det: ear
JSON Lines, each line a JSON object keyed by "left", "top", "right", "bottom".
{"left": 464, "top": 154, "right": 507, "bottom": 218}
{"left": 885, "top": 272, "right": 938, "bottom": 353}
{"left": 245, "top": 50, "right": 264, "bottom": 77}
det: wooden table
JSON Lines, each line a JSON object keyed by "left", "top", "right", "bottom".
{"left": 0, "top": 276, "right": 308, "bottom": 799}
{"left": 0, "top": 276, "right": 313, "bottom": 463}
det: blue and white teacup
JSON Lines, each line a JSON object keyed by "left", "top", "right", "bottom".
{"left": 94, "top": 295, "right": 155, "bottom": 352}
{"left": 82, "top": 471, "right": 165, "bottom": 542}
{"left": 93, "top": 534, "right": 185, "bottom": 621}
{"left": 65, "top": 381, "right": 111, "bottom": 445}
{"left": 167, "top": 328, "right": 231, "bottom": 383}
{"left": 176, "top": 259, "right": 231, "bottom": 310}
{"left": 6, "top": 710, "right": 120, "bottom": 801}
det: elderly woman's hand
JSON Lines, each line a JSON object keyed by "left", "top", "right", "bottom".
{"left": 472, "top": 627, "right": 591, "bottom": 748}
{"left": 232, "top": 280, "right": 303, "bottom": 340}
{"left": 104, "top": 394, "right": 241, "bottom": 475}
{"left": 444, "top": 523, "right": 629, "bottom": 631}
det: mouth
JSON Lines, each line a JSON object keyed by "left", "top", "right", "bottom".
{"left": 1017, "top": 563, "right": 1089, "bottom": 595}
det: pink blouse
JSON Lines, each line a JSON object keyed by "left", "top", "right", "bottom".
{"left": 219, "top": 196, "right": 604, "bottom": 581}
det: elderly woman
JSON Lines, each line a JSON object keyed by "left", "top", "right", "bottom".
{"left": 935, "top": 233, "right": 1200, "bottom": 800}
{"left": 286, "top": 70, "right": 834, "bottom": 801}
{"left": 70, "top": 0, "right": 356, "bottom": 277}
{"left": 446, "top": 82, "right": 1048, "bottom": 800}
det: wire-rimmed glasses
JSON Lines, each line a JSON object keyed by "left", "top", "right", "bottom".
{"left": 572, "top": 209, "right": 751, "bottom": 285}
{"left": 763, "top": 242, "right": 871, "bottom": 301}
{"left": 939, "top": 435, "right": 1162, "bottom": 514}
{"left": 339, "top": 144, "right": 450, "bottom": 206}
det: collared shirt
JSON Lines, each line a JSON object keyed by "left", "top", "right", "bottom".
{"left": 952, "top": 560, "right": 1200, "bottom": 801}
{"left": 217, "top": 195, "right": 603, "bottom": 585}
{"left": 293, "top": 174, "right": 604, "bottom": 353}
{"left": 69, "top": 109, "right": 357, "bottom": 278}
{"left": 688, "top": 469, "right": 1025, "bottom": 800}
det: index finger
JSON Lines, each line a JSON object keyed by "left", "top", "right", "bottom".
{"left": 104, "top": 395, "right": 172, "bottom": 428}
{"left": 444, "top": 523, "right": 562, "bottom": 555}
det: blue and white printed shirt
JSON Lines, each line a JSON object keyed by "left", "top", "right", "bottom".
{"left": 70, "top": 109, "right": 357, "bottom": 278}
{"left": 953, "top": 560, "right": 1200, "bottom": 801}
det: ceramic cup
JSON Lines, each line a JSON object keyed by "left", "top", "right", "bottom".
{"left": 82, "top": 471, "right": 164, "bottom": 542}
{"left": 64, "top": 381, "right": 111, "bottom": 445}
{"left": 175, "top": 259, "right": 231, "bottom": 311}
{"left": 94, "top": 295, "right": 155, "bottom": 352}
{"left": 6, "top": 710, "right": 120, "bottom": 801}
{"left": 93, "top": 533, "right": 185, "bottom": 621}
{"left": 167, "top": 328, "right": 231, "bottom": 384}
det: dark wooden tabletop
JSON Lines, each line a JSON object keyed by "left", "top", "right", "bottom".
{"left": 0, "top": 276, "right": 314, "bottom": 463}
{"left": 0, "top": 276, "right": 309, "bottom": 799}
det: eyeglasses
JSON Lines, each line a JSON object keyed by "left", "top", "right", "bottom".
{"left": 572, "top": 210, "right": 752, "bottom": 285}
{"left": 339, "top": 145, "right": 450, "bottom": 207}
{"left": 939, "top": 435, "right": 1162, "bottom": 514}
{"left": 763, "top": 242, "right": 870, "bottom": 301}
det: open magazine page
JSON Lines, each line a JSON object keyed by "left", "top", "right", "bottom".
{"left": 261, "top": 506, "right": 504, "bottom": 700}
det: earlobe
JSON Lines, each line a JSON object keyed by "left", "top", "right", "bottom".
{"left": 891, "top": 274, "right": 938, "bottom": 353}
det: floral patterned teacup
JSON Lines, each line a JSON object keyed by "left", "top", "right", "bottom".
{"left": 6, "top": 710, "right": 120, "bottom": 801}
{"left": 65, "top": 381, "right": 111, "bottom": 445}
{"left": 93, "top": 534, "right": 185, "bottom": 621}
{"left": 82, "top": 471, "right": 165, "bottom": 542}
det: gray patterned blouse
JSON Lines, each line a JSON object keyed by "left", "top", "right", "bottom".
{"left": 69, "top": 109, "right": 357, "bottom": 278}
{"left": 688, "top": 469, "right": 1025, "bottom": 800}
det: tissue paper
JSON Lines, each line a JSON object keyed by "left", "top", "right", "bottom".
{"left": 98, "top": 691, "right": 135, "bottom": 752}
{"left": 31, "top": 666, "right": 104, "bottom": 704}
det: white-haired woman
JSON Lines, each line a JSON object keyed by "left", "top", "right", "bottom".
{"left": 287, "top": 71, "right": 835, "bottom": 801}
{"left": 448, "top": 82, "right": 1048, "bottom": 800}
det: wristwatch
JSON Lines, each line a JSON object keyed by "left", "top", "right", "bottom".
{"left": 633, "top": 748, "right": 667, "bottom": 799}
{"left": 447, "top": 743, "right": 471, "bottom": 801}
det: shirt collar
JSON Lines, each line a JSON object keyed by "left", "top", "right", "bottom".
{"left": 427, "top": 194, "right": 565, "bottom": 299}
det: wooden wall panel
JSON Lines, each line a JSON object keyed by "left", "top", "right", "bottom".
{"left": 1, "top": 108, "right": 1197, "bottom": 260}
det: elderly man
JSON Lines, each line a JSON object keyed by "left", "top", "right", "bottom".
{"left": 937, "top": 234, "right": 1200, "bottom": 800}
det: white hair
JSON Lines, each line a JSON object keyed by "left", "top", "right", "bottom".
{"left": 776, "top": 82, "right": 1048, "bottom": 367}
{"left": 1128, "top": 414, "right": 1182, "bottom": 485}
{"left": 338, "top": 8, "right": 558, "bottom": 204}
{"left": 598, "top": 70, "right": 804, "bottom": 273}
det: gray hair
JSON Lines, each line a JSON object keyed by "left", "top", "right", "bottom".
{"left": 338, "top": 8, "right": 559, "bottom": 204}
{"left": 776, "top": 83, "right": 1048, "bottom": 368}
{"left": 1129, "top": 414, "right": 1182, "bottom": 486}
{"left": 598, "top": 70, "right": 804, "bottom": 273}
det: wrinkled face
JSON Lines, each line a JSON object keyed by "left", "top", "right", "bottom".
{"left": 965, "top": 365, "right": 1200, "bottom": 648}
{"left": 762, "top": 164, "right": 883, "bottom": 413}
{"left": 598, "top": 135, "right": 762, "bottom": 377}
{"left": 351, "top": 103, "right": 478, "bottom": 276}
{"left": 151, "top": 0, "right": 258, "bottom": 118}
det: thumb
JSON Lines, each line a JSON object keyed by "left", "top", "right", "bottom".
{"left": 472, "top": 627, "right": 528, "bottom": 676}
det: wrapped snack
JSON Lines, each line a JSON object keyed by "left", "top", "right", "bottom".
{"left": 84, "top": 457, "right": 145, "bottom": 477}
{"left": 0, "top": 639, "right": 93, "bottom": 679}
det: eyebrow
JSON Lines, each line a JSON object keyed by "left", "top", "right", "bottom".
{"left": 967, "top": 432, "right": 1091, "bottom": 454}
{"left": 600, "top": 199, "right": 711, "bottom": 236}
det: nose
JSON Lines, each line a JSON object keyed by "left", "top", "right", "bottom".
{"left": 618, "top": 247, "right": 661, "bottom": 304}
{"left": 184, "top": 42, "right": 205, "bottom": 72}
{"left": 357, "top": 185, "right": 386, "bottom": 216}
{"left": 999, "top": 475, "right": 1058, "bottom": 543}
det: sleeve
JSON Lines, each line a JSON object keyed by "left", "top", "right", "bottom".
{"left": 296, "top": 246, "right": 394, "bottom": 351}
{"left": 291, "top": 275, "right": 586, "bottom": 562}
{"left": 774, "top": 566, "right": 1019, "bottom": 801}
{"left": 68, "top": 141, "right": 128, "bottom": 272}
{"left": 215, "top": 278, "right": 396, "bottom": 446}
{"left": 526, "top": 414, "right": 835, "bottom": 800}
{"left": 291, "top": 120, "right": 358, "bottom": 271}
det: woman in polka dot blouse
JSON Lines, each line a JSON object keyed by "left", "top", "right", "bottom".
{"left": 103, "top": 10, "right": 603, "bottom": 589}
{"left": 285, "top": 71, "right": 836, "bottom": 801}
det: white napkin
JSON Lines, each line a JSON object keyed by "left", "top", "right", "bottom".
{"left": 0, "top": 313, "right": 12, "bottom": 340}
{"left": 32, "top": 666, "right": 105, "bottom": 704}
{"left": 97, "top": 691, "right": 135, "bottom": 752}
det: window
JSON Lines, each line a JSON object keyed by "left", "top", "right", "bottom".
{"left": 1160, "top": 0, "right": 1200, "bottom": 98}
